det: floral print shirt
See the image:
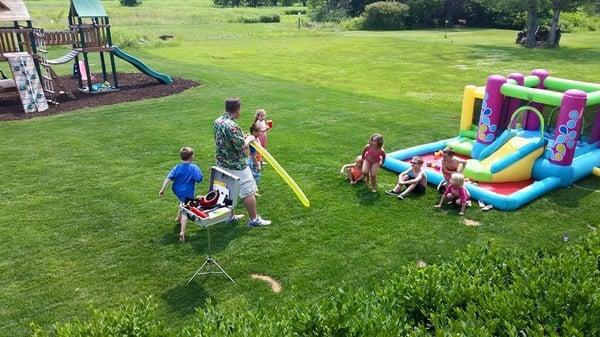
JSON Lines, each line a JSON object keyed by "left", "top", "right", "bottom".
{"left": 213, "top": 113, "right": 247, "bottom": 170}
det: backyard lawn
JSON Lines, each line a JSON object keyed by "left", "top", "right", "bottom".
{"left": 1, "top": 0, "right": 600, "bottom": 335}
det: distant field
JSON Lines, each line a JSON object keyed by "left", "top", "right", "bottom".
{"left": 2, "top": 1, "right": 599, "bottom": 335}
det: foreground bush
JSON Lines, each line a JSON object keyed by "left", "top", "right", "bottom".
{"left": 362, "top": 1, "right": 409, "bottom": 30}
{"left": 32, "top": 233, "right": 600, "bottom": 336}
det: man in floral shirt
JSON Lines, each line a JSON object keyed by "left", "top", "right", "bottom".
{"left": 213, "top": 98, "right": 271, "bottom": 227}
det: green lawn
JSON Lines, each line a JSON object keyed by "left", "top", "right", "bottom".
{"left": 2, "top": 0, "right": 600, "bottom": 335}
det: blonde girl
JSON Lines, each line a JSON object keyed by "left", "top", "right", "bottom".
{"left": 435, "top": 173, "right": 471, "bottom": 215}
{"left": 254, "top": 109, "right": 270, "bottom": 148}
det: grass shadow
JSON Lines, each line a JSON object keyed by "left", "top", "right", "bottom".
{"left": 547, "top": 177, "right": 600, "bottom": 208}
{"left": 159, "top": 223, "right": 182, "bottom": 245}
{"left": 356, "top": 187, "right": 381, "bottom": 205}
{"left": 188, "top": 220, "right": 247, "bottom": 255}
{"left": 162, "top": 280, "right": 213, "bottom": 316}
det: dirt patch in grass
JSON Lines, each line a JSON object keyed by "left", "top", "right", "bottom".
{"left": 0, "top": 73, "right": 198, "bottom": 122}
{"left": 250, "top": 274, "right": 282, "bottom": 293}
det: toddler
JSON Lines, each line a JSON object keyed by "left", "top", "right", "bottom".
{"left": 254, "top": 109, "right": 270, "bottom": 149}
{"left": 248, "top": 123, "right": 262, "bottom": 184}
{"left": 435, "top": 173, "right": 471, "bottom": 215}
{"left": 361, "top": 133, "right": 386, "bottom": 192}
{"left": 340, "top": 155, "right": 364, "bottom": 185}
{"left": 385, "top": 156, "right": 427, "bottom": 199}
{"left": 159, "top": 146, "right": 203, "bottom": 242}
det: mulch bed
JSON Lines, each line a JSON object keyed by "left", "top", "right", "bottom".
{"left": 0, "top": 73, "right": 198, "bottom": 121}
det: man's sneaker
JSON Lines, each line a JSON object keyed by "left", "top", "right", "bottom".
{"left": 226, "top": 214, "right": 245, "bottom": 224}
{"left": 385, "top": 189, "right": 399, "bottom": 196}
{"left": 247, "top": 216, "right": 271, "bottom": 227}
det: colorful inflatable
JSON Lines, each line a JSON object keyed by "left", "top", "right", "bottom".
{"left": 383, "top": 70, "right": 600, "bottom": 210}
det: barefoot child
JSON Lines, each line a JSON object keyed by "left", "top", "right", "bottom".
{"left": 361, "top": 133, "right": 386, "bottom": 192}
{"left": 159, "top": 147, "right": 203, "bottom": 242}
{"left": 248, "top": 123, "right": 262, "bottom": 184}
{"left": 385, "top": 156, "right": 427, "bottom": 199}
{"left": 340, "top": 155, "right": 364, "bottom": 184}
{"left": 439, "top": 147, "right": 466, "bottom": 191}
{"left": 435, "top": 173, "right": 471, "bottom": 215}
{"left": 254, "top": 109, "right": 270, "bottom": 149}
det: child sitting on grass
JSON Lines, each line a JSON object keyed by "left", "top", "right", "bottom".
{"left": 340, "top": 155, "right": 364, "bottom": 185}
{"left": 435, "top": 173, "right": 471, "bottom": 216}
{"left": 385, "top": 156, "right": 427, "bottom": 200}
{"left": 159, "top": 146, "right": 203, "bottom": 242}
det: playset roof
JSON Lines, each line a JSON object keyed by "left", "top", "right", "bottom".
{"left": 70, "top": 0, "right": 107, "bottom": 18}
{"left": 0, "top": 0, "right": 31, "bottom": 22}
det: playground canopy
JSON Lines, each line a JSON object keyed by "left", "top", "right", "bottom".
{"left": 69, "top": 0, "right": 107, "bottom": 18}
{"left": 0, "top": 0, "right": 31, "bottom": 22}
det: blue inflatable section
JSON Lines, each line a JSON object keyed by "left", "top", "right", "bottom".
{"left": 383, "top": 138, "right": 600, "bottom": 211}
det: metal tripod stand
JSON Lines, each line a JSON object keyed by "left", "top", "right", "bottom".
{"left": 187, "top": 224, "right": 234, "bottom": 284}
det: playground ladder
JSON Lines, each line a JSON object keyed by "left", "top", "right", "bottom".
{"left": 34, "top": 29, "right": 56, "bottom": 104}
{"left": 34, "top": 30, "right": 75, "bottom": 103}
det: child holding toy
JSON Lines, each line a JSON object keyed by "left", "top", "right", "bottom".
{"left": 435, "top": 173, "right": 471, "bottom": 215}
{"left": 159, "top": 146, "right": 203, "bottom": 242}
{"left": 385, "top": 156, "right": 427, "bottom": 199}
{"left": 340, "top": 155, "right": 364, "bottom": 185}
{"left": 254, "top": 109, "right": 270, "bottom": 149}
{"left": 439, "top": 147, "right": 467, "bottom": 190}
{"left": 361, "top": 133, "right": 386, "bottom": 192}
{"left": 248, "top": 123, "right": 262, "bottom": 185}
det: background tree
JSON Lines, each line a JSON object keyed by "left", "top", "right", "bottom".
{"left": 548, "top": 0, "right": 593, "bottom": 46}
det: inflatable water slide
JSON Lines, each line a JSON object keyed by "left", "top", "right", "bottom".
{"left": 383, "top": 70, "right": 600, "bottom": 210}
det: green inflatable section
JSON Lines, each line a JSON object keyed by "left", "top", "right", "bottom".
{"left": 112, "top": 46, "right": 173, "bottom": 85}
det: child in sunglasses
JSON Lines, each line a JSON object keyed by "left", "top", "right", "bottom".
{"left": 385, "top": 156, "right": 427, "bottom": 200}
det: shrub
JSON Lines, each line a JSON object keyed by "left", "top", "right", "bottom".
{"left": 561, "top": 10, "right": 600, "bottom": 32}
{"left": 231, "top": 14, "right": 280, "bottom": 23}
{"left": 284, "top": 9, "right": 307, "bottom": 15}
{"left": 362, "top": 1, "right": 409, "bottom": 30}
{"left": 259, "top": 14, "right": 281, "bottom": 22}
{"left": 119, "top": 0, "right": 142, "bottom": 7}
{"left": 33, "top": 233, "right": 600, "bottom": 336}
{"left": 310, "top": 6, "right": 348, "bottom": 22}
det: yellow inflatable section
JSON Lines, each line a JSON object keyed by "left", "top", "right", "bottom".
{"left": 251, "top": 141, "right": 310, "bottom": 208}
{"left": 481, "top": 136, "right": 544, "bottom": 183}
{"left": 593, "top": 167, "right": 600, "bottom": 177}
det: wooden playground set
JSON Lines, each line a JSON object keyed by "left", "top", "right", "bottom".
{"left": 0, "top": 0, "right": 172, "bottom": 114}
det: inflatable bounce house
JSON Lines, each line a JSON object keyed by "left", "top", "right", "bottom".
{"left": 383, "top": 69, "right": 600, "bottom": 210}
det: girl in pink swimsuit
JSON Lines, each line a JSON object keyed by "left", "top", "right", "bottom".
{"left": 435, "top": 173, "right": 471, "bottom": 215}
{"left": 361, "top": 133, "right": 386, "bottom": 192}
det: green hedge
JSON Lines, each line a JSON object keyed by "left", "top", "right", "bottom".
{"left": 362, "top": 1, "right": 409, "bottom": 30}
{"left": 32, "top": 233, "right": 600, "bottom": 336}
{"left": 119, "top": 0, "right": 142, "bottom": 7}
{"left": 232, "top": 14, "right": 281, "bottom": 23}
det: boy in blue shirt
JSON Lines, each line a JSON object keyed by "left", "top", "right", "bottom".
{"left": 159, "top": 146, "right": 203, "bottom": 242}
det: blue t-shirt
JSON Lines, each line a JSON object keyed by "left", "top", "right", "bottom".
{"left": 167, "top": 162, "right": 203, "bottom": 202}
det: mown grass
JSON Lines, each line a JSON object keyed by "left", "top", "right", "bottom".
{"left": 2, "top": 0, "right": 600, "bottom": 335}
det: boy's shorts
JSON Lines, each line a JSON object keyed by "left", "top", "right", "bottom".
{"left": 413, "top": 183, "right": 426, "bottom": 194}
{"left": 221, "top": 166, "right": 257, "bottom": 199}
